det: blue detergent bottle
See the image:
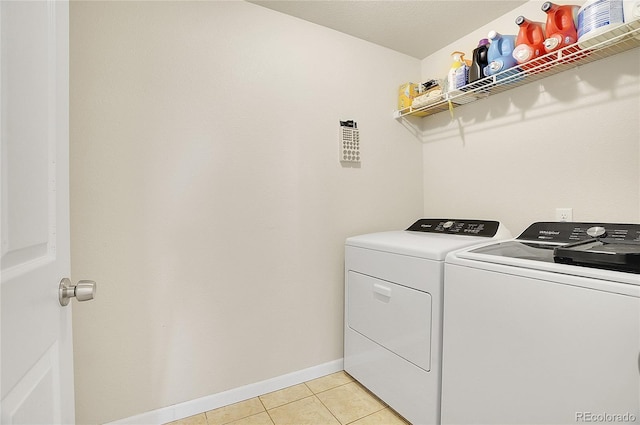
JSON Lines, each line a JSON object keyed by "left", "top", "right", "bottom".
{"left": 483, "top": 30, "right": 520, "bottom": 82}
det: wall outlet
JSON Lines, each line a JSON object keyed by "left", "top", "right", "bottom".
{"left": 556, "top": 208, "right": 573, "bottom": 222}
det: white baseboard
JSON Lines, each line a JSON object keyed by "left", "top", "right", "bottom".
{"left": 106, "top": 358, "right": 344, "bottom": 425}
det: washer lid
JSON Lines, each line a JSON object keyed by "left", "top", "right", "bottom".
{"left": 554, "top": 239, "right": 640, "bottom": 273}
{"left": 466, "top": 222, "right": 640, "bottom": 271}
{"left": 447, "top": 222, "right": 640, "bottom": 285}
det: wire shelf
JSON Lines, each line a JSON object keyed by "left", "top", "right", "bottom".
{"left": 394, "top": 20, "right": 640, "bottom": 119}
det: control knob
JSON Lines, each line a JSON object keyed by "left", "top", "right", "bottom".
{"left": 586, "top": 226, "right": 607, "bottom": 238}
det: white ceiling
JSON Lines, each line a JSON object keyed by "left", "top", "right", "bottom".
{"left": 248, "top": 0, "right": 528, "bottom": 59}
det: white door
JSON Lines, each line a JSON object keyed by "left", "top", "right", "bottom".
{"left": 1, "top": 1, "right": 80, "bottom": 423}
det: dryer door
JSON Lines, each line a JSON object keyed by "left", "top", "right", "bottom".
{"left": 347, "top": 271, "right": 432, "bottom": 371}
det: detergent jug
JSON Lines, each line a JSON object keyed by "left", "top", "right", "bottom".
{"left": 468, "top": 38, "right": 490, "bottom": 85}
{"left": 542, "top": 2, "right": 579, "bottom": 53}
{"left": 513, "top": 16, "right": 547, "bottom": 69}
{"left": 484, "top": 31, "right": 519, "bottom": 81}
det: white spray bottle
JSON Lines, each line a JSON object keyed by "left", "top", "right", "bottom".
{"left": 447, "top": 51, "right": 470, "bottom": 92}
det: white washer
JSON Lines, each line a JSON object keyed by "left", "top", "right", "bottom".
{"left": 442, "top": 221, "right": 640, "bottom": 425}
{"left": 344, "top": 219, "right": 511, "bottom": 425}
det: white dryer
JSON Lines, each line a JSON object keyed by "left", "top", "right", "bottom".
{"left": 442, "top": 221, "right": 640, "bottom": 425}
{"left": 344, "top": 219, "right": 511, "bottom": 425}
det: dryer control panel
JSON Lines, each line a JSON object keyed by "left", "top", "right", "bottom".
{"left": 406, "top": 219, "right": 500, "bottom": 237}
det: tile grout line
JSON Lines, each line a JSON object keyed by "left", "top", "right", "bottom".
{"left": 313, "top": 380, "right": 394, "bottom": 425}
{"left": 344, "top": 406, "right": 391, "bottom": 425}
{"left": 198, "top": 373, "right": 362, "bottom": 425}
{"left": 258, "top": 395, "right": 276, "bottom": 425}
{"left": 307, "top": 379, "right": 353, "bottom": 396}
{"left": 260, "top": 383, "right": 314, "bottom": 411}
{"left": 260, "top": 379, "right": 357, "bottom": 425}
{"left": 312, "top": 393, "right": 345, "bottom": 425}
{"left": 204, "top": 397, "right": 268, "bottom": 425}
{"left": 305, "top": 379, "right": 350, "bottom": 425}
{"left": 309, "top": 380, "right": 381, "bottom": 425}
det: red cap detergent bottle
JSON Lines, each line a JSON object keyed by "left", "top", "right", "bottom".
{"left": 541, "top": 2, "right": 579, "bottom": 53}
{"left": 513, "top": 16, "right": 547, "bottom": 70}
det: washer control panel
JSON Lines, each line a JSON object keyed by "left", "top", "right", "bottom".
{"left": 406, "top": 219, "right": 500, "bottom": 237}
{"left": 518, "top": 222, "right": 640, "bottom": 243}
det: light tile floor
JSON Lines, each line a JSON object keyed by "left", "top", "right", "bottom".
{"left": 165, "top": 371, "right": 409, "bottom": 425}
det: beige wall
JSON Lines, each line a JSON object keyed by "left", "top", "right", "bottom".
{"left": 70, "top": 2, "right": 422, "bottom": 424}
{"left": 70, "top": 1, "right": 640, "bottom": 423}
{"left": 420, "top": 0, "right": 640, "bottom": 234}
